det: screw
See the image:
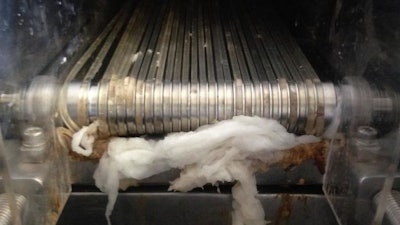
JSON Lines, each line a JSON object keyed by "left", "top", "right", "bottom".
{"left": 355, "top": 126, "right": 380, "bottom": 161}
{"left": 20, "top": 126, "right": 48, "bottom": 163}
{"left": 357, "top": 126, "right": 378, "bottom": 140}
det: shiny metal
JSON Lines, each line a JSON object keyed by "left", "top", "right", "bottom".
{"left": 20, "top": 127, "right": 48, "bottom": 163}
{"left": 66, "top": 78, "right": 337, "bottom": 135}
{"left": 0, "top": 76, "right": 58, "bottom": 125}
{"left": 52, "top": 0, "right": 398, "bottom": 137}
{"left": 341, "top": 77, "right": 400, "bottom": 131}
{"left": 65, "top": 82, "right": 80, "bottom": 126}
{"left": 5, "top": 0, "right": 397, "bottom": 139}
{"left": 21, "top": 76, "right": 58, "bottom": 122}
{"left": 0, "top": 193, "right": 26, "bottom": 225}
{"left": 58, "top": 0, "right": 339, "bottom": 135}
{"left": 64, "top": 74, "right": 399, "bottom": 136}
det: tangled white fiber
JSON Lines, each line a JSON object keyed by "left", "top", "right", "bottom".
{"left": 72, "top": 116, "right": 320, "bottom": 225}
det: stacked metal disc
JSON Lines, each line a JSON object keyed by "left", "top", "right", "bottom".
{"left": 63, "top": 0, "right": 338, "bottom": 136}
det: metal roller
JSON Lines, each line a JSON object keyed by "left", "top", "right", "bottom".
{"left": 66, "top": 78, "right": 337, "bottom": 136}
{"left": 56, "top": 0, "right": 397, "bottom": 136}
{"left": 57, "top": 0, "right": 338, "bottom": 136}
{"left": 1, "top": 0, "right": 398, "bottom": 137}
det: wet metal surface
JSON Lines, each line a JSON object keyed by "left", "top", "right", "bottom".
{"left": 57, "top": 192, "right": 338, "bottom": 225}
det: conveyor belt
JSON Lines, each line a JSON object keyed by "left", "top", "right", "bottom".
{"left": 62, "top": 0, "right": 336, "bottom": 136}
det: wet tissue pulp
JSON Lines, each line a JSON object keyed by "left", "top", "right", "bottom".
{"left": 71, "top": 116, "right": 320, "bottom": 225}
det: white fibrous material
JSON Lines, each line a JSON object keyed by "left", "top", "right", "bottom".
{"left": 71, "top": 121, "right": 99, "bottom": 156}
{"left": 72, "top": 116, "right": 320, "bottom": 225}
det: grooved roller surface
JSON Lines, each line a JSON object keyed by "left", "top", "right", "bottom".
{"left": 64, "top": 0, "right": 333, "bottom": 136}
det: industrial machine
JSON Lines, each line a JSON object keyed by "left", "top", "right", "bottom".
{"left": 0, "top": 0, "right": 399, "bottom": 224}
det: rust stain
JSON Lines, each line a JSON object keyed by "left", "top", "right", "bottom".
{"left": 57, "top": 126, "right": 109, "bottom": 161}
{"left": 252, "top": 140, "right": 328, "bottom": 174}
{"left": 274, "top": 194, "right": 293, "bottom": 225}
{"left": 280, "top": 140, "right": 328, "bottom": 174}
{"left": 135, "top": 195, "right": 148, "bottom": 223}
{"left": 296, "top": 195, "right": 308, "bottom": 203}
{"left": 45, "top": 130, "right": 70, "bottom": 225}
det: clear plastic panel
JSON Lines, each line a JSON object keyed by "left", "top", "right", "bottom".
{"left": 0, "top": 0, "right": 124, "bottom": 224}
{"left": 324, "top": 77, "right": 400, "bottom": 225}
{"left": 0, "top": 104, "right": 71, "bottom": 225}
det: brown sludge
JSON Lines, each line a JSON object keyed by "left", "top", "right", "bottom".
{"left": 280, "top": 140, "right": 328, "bottom": 174}
{"left": 57, "top": 127, "right": 109, "bottom": 161}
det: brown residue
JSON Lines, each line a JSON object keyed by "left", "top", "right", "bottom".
{"left": 57, "top": 126, "right": 109, "bottom": 161}
{"left": 280, "top": 140, "right": 328, "bottom": 174}
{"left": 297, "top": 178, "right": 305, "bottom": 185}
{"left": 275, "top": 194, "right": 293, "bottom": 224}
{"left": 59, "top": 122, "right": 329, "bottom": 170}
{"left": 296, "top": 195, "right": 308, "bottom": 203}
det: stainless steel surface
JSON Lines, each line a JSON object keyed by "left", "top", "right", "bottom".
{"left": 0, "top": 0, "right": 395, "bottom": 139}
{"left": 341, "top": 77, "right": 400, "bottom": 132}
{"left": 20, "top": 76, "right": 59, "bottom": 122}
{"left": 0, "top": 194, "right": 26, "bottom": 225}
{"left": 66, "top": 78, "right": 337, "bottom": 136}
{"left": 57, "top": 0, "right": 400, "bottom": 137}
{"left": 60, "top": 0, "right": 335, "bottom": 136}
{"left": 57, "top": 192, "right": 338, "bottom": 225}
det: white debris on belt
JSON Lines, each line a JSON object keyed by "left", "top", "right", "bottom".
{"left": 71, "top": 116, "right": 320, "bottom": 225}
{"left": 131, "top": 51, "right": 143, "bottom": 63}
